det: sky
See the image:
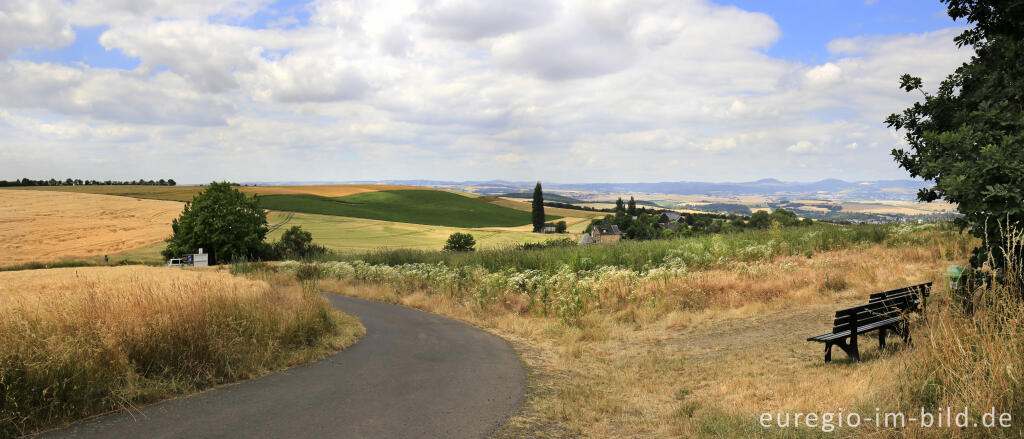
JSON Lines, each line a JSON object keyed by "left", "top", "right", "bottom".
{"left": 0, "top": 0, "right": 972, "bottom": 184}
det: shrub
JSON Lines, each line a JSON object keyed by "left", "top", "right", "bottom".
{"left": 443, "top": 232, "right": 476, "bottom": 252}
{"left": 555, "top": 221, "right": 568, "bottom": 233}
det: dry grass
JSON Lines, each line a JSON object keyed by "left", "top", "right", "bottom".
{"left": 311, "top": 233, "right": 974, "bottom": 437}
{"left": 0, "top": 266, "right": 363, "bottom": 436}
{"left": 0, "top": 190, "right": 183, "bottom": 266}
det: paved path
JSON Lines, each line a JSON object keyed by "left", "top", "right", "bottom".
{"left": 38, "top": 295, "right": 526, "bottom": 439}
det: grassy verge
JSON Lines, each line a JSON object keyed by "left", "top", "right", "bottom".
{"left": 326, "top": 223, "right": 906, "bottom": 272}
{"left": 237, "top": 223, "right": 977, "bottom": 437}
{"left": 0, "top": 266, "right": 363, "bottom": 437}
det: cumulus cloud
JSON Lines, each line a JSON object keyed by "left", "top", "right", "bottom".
{"left": 0, "top": 61, "right": 233, "bottom": 126}
{"left": 249, "top": 54, "right": 373, "bottom": 102}
{"left": 805, "top": 62, "right": 842, "bottom": 86}
{"left": 0, "top": 0, "right": 976, "bottom": 182}
{"left": 0, "top": 0, "right": 74, "bottom": 59}
{"left": 786, "top": 140, "right": 820, "bottom": 154}
{"left": 99, "top": 21, "right": 277, "bottom": 92}
{"left": 417, "top": 0, "right": 558, "bottom": 40}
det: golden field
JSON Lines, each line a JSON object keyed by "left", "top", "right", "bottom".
{"left": 0, "top": 266, "right": 363, "bottom": 436}
{"left": 264, "top": 211, "right": 563, "bottom": 252}
{"left": 2, "top": 183, "right": 431, "bottom": 202}
{"left": 0, "top": 190, "right": 182, "bottom": 266}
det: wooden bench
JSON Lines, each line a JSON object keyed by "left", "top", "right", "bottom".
{"left": 807, "top": 282, "right": 931, "bottom": 362}
{"left": 868, "top": 282, "right": 932, "bottom": 311}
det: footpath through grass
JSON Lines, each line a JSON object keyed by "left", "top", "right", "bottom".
{"left": 258, "top": 190, "right": 560, "bottom": 228}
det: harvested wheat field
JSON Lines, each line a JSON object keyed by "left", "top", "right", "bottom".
{"left": 0, "top": 265, "right": 363, "bottom": 436}
{"left": 4, "top": 184, "right": 427, "bottom": 202}
{"left": 0, "top": 190, "right": 182, "bottom": 266}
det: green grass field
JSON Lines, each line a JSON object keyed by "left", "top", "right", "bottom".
{"left": 258, "top": 190, "right": 560, "bottom": 228}
{"left": 266, "top": 211, "right": 557, "bottom": 252}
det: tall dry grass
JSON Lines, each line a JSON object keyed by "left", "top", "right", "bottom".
{"left": 892, "top": 227, "right": 1024, "bottom": 438}
{"left": 0, "top": 266, "right": 363, "bottom": 437}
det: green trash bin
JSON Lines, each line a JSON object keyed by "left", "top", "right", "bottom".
{"left": 944, "top": 265, "right": 972, "bottom": 313}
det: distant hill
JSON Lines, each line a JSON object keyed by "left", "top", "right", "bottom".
{"left": 257, "top": 190, "right": 560, "bottom": 228}
{"left": 500, "top": 192, "right": 584, "bottom": 204}
{"left": 371, "top": 179, "right": 930, "bottom": 202}
{"left": 236, "top": 178, "right": 931, "bottom": 202}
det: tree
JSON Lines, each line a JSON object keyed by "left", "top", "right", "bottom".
{"left": 162, "top": 182, "right": 268, "bottom": 264}
{"left": 555, "top": 220, "right": 567, "bottom": 233}
{"left": 167, "top": 178, "right": 177, "bottom": 186}
{"left": 886, "top": 0, "right": 1024, "bottom": 270}
{"left": 627, "top": 196, "right": 637, "bottom": 216}
{"left": 443, "top": 232, "right": 476, "bottom": 251}
{"left": 769, "top": 208, "right": 800, "bottom": 227}
{"left": 748, "top": 210, "right": 772, "bottom": 229}
{"left": 278, "top": 225, "right": 313, "bottom": 258}
{"left": 532, "top": 182, "right": 546, "bottom": 233}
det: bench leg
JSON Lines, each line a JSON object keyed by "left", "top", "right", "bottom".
{"left": 832, "top": 338, "right": 860, "bottom": 362}
{"left": 849, "top": 333, "right": 860, "bottom": 362}
{"left": 824, "top": 342, "right": 832, "bottom": 363}
{"left": 878, "top": 327, "right": 887, "bottom": 349}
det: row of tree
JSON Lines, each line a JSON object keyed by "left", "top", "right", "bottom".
{"left": 0, "top": 178, "right": 177, "bottom": 187}
{"left": 586, "top": 196, "right": 813, "bottom": 241}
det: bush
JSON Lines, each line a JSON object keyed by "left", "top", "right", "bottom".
{"left": 555, "top": 221, "right": 568, "bottom": 233}
{"left": 443, "top": 233, "right": 476, "bottom": 252}
{"left": 265, "top": 226, "right": 328, "bottom": 261}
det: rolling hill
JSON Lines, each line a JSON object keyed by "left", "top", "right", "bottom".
{"left": 258, "top": 190, "right": 560, "bottom": 228}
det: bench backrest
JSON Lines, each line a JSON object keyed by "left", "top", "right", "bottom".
{"left": 831, "top": 295, "right": 918, "bottom": 333}
{"left": 869, "top": 282, "right": 931, "bottom": 302}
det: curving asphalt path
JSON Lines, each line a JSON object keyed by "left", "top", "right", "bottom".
{"left": 36, "top": 295, "right": 525, "bottom": 439}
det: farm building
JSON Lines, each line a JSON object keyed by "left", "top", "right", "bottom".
{"left": 167, "top": 248, "right": 209, "bottom": 267}
{"left": 659, "top": 212, "right": 683, "bottom": 223}
{"left": 590, "top": 224, "right": 623, "bottom": 244}
{"left": 541, "top": 222, "right": 557, "bottom": 233}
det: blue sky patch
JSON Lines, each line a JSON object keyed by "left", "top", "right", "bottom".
{"left": 14, "top": 25, "right": 140, "bottom": 70}
{"left": 725, "top": 0, "right": 962, "bottom": 64}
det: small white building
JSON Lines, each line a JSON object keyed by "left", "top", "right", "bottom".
{"left": 167, "top": 248, "right": 209, "bottom": 267}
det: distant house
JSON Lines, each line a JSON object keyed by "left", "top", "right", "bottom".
{"left": 541, "top": 222, "right": 557, "bottom": 233}
{"left": 659, "top": 212, "right": 683, "bottom": 223}
{"left": 590, "top": 224, "right": 623, "bottom": 244}
{"left": 578, "top": 234, "right": 593, "bottom": 245}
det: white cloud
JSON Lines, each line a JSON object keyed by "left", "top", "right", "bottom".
{"left": 0, "top": 0, "right": 74, "bottom": 59}
{"left": 786, "top": 140, "right": 819, "bottom": 154}
{"left": 417, "top": 0, "right": 558, "bottom": 40}
{"left": 0, "top": 61, "right": 233, "bottom": 126}
{"left": 0, "top": 0, "right": 976, "bottom": 182}
{"left": 805, "top": 62, "right": 842, "bottom": 86}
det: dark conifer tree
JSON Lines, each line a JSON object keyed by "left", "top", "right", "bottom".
{"left": 531, "top": 181, "right": 545, "bottom": 232}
